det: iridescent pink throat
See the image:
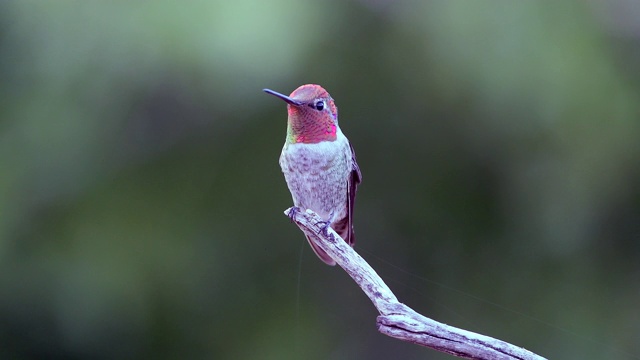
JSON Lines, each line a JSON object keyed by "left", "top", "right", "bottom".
{"left": 287, "top": 106, "right": 337, "bottom": 144}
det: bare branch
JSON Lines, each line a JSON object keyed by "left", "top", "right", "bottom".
{"left": 285, "top": 207, "right": 547, "bottom": 360}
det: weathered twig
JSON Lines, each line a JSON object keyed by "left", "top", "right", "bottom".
{"left": 285, "top": 207, "right": 547, "bottom": 360}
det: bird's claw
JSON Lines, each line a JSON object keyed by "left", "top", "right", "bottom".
{"left": 288, "top": 206, "right": 300, "bottom": 223}
{"left": 315, "top": 220, "right": 331, "bottom": 236}
{"left": 315, "top": 210, "right": 335, "bottom": 236}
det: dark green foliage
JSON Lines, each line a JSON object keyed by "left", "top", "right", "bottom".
{"left": 0, "top": 1, "right": 638, "bottom": 359}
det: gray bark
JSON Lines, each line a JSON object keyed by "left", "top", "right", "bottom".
{"left": 285, "top": 207, "right": 547, "bottom": 360}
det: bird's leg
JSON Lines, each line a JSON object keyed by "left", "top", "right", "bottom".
{"left": 315, "top": 211, "right": 335, "bottom": 236}
{"left": 317, "top": 221, "right": 331, "bottom": 236}
{"left": 288, "top": 206, "right": 300, "bottom": 223}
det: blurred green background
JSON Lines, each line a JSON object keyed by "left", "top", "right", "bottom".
{"left": 1, "top": 1, "right": 639, "bottom": 359}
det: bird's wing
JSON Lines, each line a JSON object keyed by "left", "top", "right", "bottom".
{"left": 313, "top": 141, "right": 361, "bottom": 265}
{"left": 346, "top": 141, "right": 362, "bottom": 247}
{"left": 324, "top": 144, "right": 362, "bottom": 250}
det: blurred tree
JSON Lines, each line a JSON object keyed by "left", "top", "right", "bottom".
{"left": 0, "top": 1, "right": 638, "bottom": 359}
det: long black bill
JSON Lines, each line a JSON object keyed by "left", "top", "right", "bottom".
{"left": 263, "top": 88, "right": 303, "bottom": 106}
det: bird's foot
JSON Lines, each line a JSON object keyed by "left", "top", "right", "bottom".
{"left": 314, "top": 210, "right": 335, "bottom": 236}
{"left": 288, "top": 206, "right": 300, "bottom": 223}
{"left": 315, "top": 220, "right": 332, "bottom": 236}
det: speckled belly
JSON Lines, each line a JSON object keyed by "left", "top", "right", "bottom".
{"left": 279, "top": 139, "right": 350, "bottom": 222}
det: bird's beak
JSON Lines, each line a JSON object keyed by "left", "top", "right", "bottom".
{"left": 263, "top": 89, "right": 303, "bottom": 106}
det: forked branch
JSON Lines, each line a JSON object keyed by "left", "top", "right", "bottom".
{"left": 285, "top": 207, "right": 546, "bottom": 360}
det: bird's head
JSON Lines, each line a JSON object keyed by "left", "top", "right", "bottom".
{"left": 264, "top": 84, "right": 338, "bottom": 144}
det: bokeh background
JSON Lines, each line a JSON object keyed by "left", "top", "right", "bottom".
{"left": 1, "top": 1, "right": 639, "bottom": 359}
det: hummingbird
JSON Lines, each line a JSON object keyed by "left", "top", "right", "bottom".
{"left": 263, "top": 84, "right": 362, "bottom": 265}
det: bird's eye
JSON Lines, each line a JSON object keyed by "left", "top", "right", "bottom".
{"left": 314, "top": 100, "right": 325, "bottom": 111}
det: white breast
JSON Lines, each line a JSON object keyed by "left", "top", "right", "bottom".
{"left": 279, "top": 129, "right": 352, "bottom": 221}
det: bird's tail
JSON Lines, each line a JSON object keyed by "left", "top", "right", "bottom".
{"left": 305, "top": 235, "right": 336, "bottom": 266}
{"left": 305, "top": 218, "right": 354, "bottom": 266}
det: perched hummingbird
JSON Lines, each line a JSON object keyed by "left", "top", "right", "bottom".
{"left": 263, "top": 84, "right": 362, "bottom": 265}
